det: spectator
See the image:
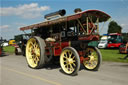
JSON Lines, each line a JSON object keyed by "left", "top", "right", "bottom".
{"left": 124, "top": 42, "right": 128, "bottom": 59}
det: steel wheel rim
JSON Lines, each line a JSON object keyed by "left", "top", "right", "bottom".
{"left": 26, "top": 38, "right": 40, "bottom": 68}
{"left": 60, "top": 50, "right": 77, "bottom": 74}
{"left": 83, "top": 48, "right": 98, "bottom": 69}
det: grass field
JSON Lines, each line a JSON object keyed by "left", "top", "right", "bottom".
{"left": 3, "top": 46, "right": 15, "bottom": 53}
{"left": 2, "top": 46, "right": 128, "bottom": 63}
{"left": 100, "top": 49, "right": 128, "bottom": 63}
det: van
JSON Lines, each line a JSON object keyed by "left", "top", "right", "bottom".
{"left": 98, "top": 36, "right": 108, "bottom": 48}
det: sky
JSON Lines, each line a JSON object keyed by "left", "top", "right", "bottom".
{"left": 0, "top": 0, "right": 128, "bottom": 40}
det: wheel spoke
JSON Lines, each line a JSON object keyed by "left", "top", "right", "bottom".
{"left": 69, "top": 51, "right": 72, "bottom": 58}
{"left": 73, "top": 60, "right": 76, "bottom": 63}
{"left": 33, "top": 59, "right": 37, "bottom": 64}
{"left": 35, "top": 57, "right": 39, "bottom": 64}
{"left": 30, "top": 42, "right": 34, "bottom": 46}
{"left": 36, "top": 56, "right": 40, "bottom": 62}
{"left": 63, "top": 59, "right": 67, "bottom": 63}
{"left": 69, "top": 64, "right": 74, "bottom": 71}
{"left": 64, "top": 52, "right": 68, "bottom": 58}
{"left": 72, "top": 62, "right": 76, "bottom": 67}
{"left": 72, "top": 56, "right": 75, "bottom": 59}
{"left": 64, "top": 56, "right": 68, "bottom": 59}
{"left": 34, "top": 42, "right": 38, "bottom": 48}
{"left": 65, "top": 63, "right": 68, "bottom": 68}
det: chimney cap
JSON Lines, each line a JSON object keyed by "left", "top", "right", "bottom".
{"left": 74, "top": 8, "right": 82, "bottom": 13}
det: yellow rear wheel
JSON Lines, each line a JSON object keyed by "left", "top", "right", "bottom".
{"left": 83, "top": 46, "right": 102, "bottom": 71}
{"left": 60, "top": 47, "right": 80, "bottom": 75}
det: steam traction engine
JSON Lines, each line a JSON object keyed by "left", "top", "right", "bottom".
{"left": 20, "top": 9, "right": 111, "bottom": 75}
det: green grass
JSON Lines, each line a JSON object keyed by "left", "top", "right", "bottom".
{"left": 2, "top": 45, "right": 128, "bottom": 63}
{"left": 100, "top": 49, "right": 128, "bottom": 63}
{"left": 3, "top": 46, "right": 15, "bottom": 53}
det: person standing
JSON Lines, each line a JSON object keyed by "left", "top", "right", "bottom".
{"left": 124, "top": 42, "right": 128, "bottom": 59}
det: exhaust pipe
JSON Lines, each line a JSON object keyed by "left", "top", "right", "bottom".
{"left": 44, "top": 9, "right": 66, "bottom": 20}
{"left": 74, "top": 8, "right": 82, "bottom": 13}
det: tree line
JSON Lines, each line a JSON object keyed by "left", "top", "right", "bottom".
{"left": 108, "top": 20, "right": 128, "bottom": 42}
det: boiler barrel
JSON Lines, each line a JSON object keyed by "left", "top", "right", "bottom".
{"left": 44, "top": 9, "right": 66, "bottom": 19}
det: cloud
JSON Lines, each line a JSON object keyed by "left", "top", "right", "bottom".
{"left": 0, "top": 25, "right": 10, "bottom": 29}
{"left": 0, "top": 3, "right": 50, "bottom": 19}
{"left": 120, "top": 24, "right": 128, "bottom": 32}
{"left": 121, "top": 24, "right": 128, "bottom": 27}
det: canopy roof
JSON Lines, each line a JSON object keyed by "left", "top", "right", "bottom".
{"left": 20, "top": 9, "right": 111, "bottom": 31}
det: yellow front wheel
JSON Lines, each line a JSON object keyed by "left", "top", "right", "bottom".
{"left": 60, "top": 47, "right": 80, "bottom": 75}
{"left": 26, "top": 36, "right": 46, "bottom": 69}
{"left": 83, "top": 46, "right": 102, "bottom": 71}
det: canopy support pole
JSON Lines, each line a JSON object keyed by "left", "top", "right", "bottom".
{"left": 77, "top": 19, "right": 86, "bottom": 35}
{"left": 23, "top": 31, "right": 30, "bottom": 39}
{"left": 88, "top": 16, "right": 97, "bottom": 34}
{"left": 96, "top": 18, "right": 99, "bottom": 34}
{"left": 86, "top": 17, "right": 89, "bottom": 35}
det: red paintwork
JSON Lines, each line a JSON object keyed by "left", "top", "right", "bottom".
{"left": 45, "top": 41, "right": 70, "bottom": 56}
{"left": 80, "top": 56, "right": 90, "bottom": 63}
{"left": 79, "top": 51, "right": 84, "bottom": 63}
{"left": 107, "top": 43, "right": 122, "bottom": 48}
{"left": 61, "top": 42, "right": 69, "bottom": 48}
{"left": 54, "top": 42, "right": 70, "bottom": 56}
{"left": 54, "top": 46, "right": 62, "bottom": 56}
{"left": 78, "top": 35, "right": 99, "bottom": 41}
{"left": 79, "top": 51, "right": 90, "bottom": 63}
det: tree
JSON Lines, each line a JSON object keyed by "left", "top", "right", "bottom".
{"left": 122, "top": 33, "right": 128, "bottom": 42}
{"left": 108, "top": 21, "right": 122, "bottom": 34}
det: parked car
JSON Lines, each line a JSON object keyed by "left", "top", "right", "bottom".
{"left": 98, "top": 36, "right": 108, "bottom": 48}
{"left": 2, "top": 42, "right": 8, "bottom": 46}
{"left": 107, "top": 33, "right": 123, "bottom": 48}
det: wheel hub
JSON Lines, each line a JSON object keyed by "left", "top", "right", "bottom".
{"left": 89, "top": 55, "right": 94, "bottom": 61}
{"left": 67, "top": 58, "right": 73, "bottom": 64}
